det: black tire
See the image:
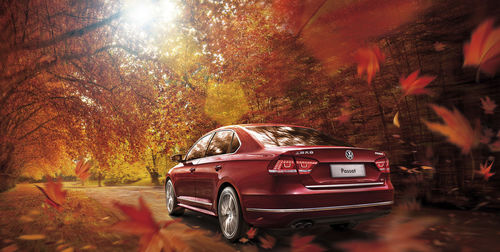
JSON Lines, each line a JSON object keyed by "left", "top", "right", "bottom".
{"left": 165, "top": 179, "right": 185, "bottom": 216}
{"left": 330, "top": 222, "right": 358, "bottom": 231}
{"left": 217, "top": 187, "right": 247, "bottom": 242}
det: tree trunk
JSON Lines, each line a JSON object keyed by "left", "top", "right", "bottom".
{"left": 98, "top": 172, "right": 102, "bottom": 187}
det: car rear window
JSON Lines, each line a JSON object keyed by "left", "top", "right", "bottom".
{"left": 244, "top": 126, "right": 350, "bottom": 147}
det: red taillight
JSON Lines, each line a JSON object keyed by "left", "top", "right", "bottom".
{"left": 295, "top": 157, "right": 318, "bottom": 174}
{"left": 375, "top": 157, "right": 390, "bottom": 173}
{"left": 268, "top": 156, "right": 318, "bottom": 175}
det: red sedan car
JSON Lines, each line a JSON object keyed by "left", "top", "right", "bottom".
{"left": 165, "top": 124, "right": 394, "bottom": 241}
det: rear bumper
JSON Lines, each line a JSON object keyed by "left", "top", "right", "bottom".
{"left": 241, "top": 182, "right": 394, "bottom": 228}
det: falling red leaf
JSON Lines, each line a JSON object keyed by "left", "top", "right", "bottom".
{"left": 480, "top": 128, "right": 494, "bottom": 144}
{"left": 480, "top": 96, "right": 497, "bottom": 114}
{"left": 424, "top": 105, "right": 479, "bottom": 154}
{"left": 400, "top": 69, "right": 436, "bottom": 97}
{"left": 259, "top": 234, "right": 276, "bottom": 249}
{"left": 112, "top": 197, "right": 177, "bottom": 252}
{"left": 433, "top": 42, "right": 446, "bottom": 52}
{"left": 246, "top": 227, "right": 258, "bottom": 239}
{"left": 35, "top": 177, "right": 67, "bottom": 211}
{"left": 355, "top": 46, "right": 386, "bottom": 85}
{"left": 291, "top": 234, "right": 325, "bottom": 252}
{"left": 75, "top": 160, "right": 91, "bottom": 181}
{"left": 463, "top": 19, "right": 500, "bottom": 76}
{"left": 476, "top": 160, "right": 495, "bottom": 181}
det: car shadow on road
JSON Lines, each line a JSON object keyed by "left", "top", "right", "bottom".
{"left": 175, "top": 209, "right": 377, "bottom": 250}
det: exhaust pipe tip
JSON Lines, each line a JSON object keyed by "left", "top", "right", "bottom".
{"left": 291, "top": 220, "right": 313, "bottom": 229}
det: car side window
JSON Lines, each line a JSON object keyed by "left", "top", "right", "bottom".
{"left": 185, "top": 133, "right": 213, "bottom": 161}
{"left": 230, "top": 133, "right": 240, "bottom": 152}
{"left": 206, "top": 130, "right": 233, "bottom": 157}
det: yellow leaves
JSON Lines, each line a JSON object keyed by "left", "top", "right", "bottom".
{"left": 204, "top": 81, "right": 249, "bottom": 125}
{"left": 480, "top": 96, "right": 497, "bottom": 114}
{"left": 424, "top": 105, "right": 479, "bottom": 154}
{"left": 355, "top": 46, "right": 386, "bottom": 85}
{"left": 463, "top": 19, "right": 500, "bottom": 76}
{"left": 393, "top": 112, "right": 400, "bottom": 128}
{"left": 399, "top": 69, "right": 436, "bottom": 97}
{"left": 18, "top": 234, "right": 46, "bottom": 240}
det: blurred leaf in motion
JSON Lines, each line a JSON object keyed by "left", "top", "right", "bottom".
{"left": 75, "top": 160, "right": 91, "bottom": 182}
{"left": 18, "top": 234, "right": 46, "bottom": 240}
{"left": 337, "top": 215, "right": 437, "bottom": 252}
{"left": 35, "top": 177, "right": 67, "bottom": 211}
{"left": 424, "top": 105, "right": 479, "bottom": 154}
{"left": 393, "top": 112, "right": 400, "bottom": 128}
{"left": 400, "top": 70, "right": 436, "bottom": 97}
{"left": 480, "top": 128, "right": 494, "bottom": 144}
{"left": 113, "top": 197, "right": 177, "bottom": 252}
{"left": 480, "top": 96, "right": 497, "bottom": 114}
{"left": 259, "top": 234, "right": 276, "bottom": 249}
{"left": 476, "top": 160, "right": 495, "bottom": 181}
{"left": 291, "top": 234, "right": 325, "bottom": 252}
{"left": 247, "top": 227, "right": 258, "bottom": 239}
{"left": 463, "top": 19, "right": 500, "bottom": 76}
{"left": 355, "top": 46, "right": 385, "bottom": 85}
{"left": 433, "top": 42, "right": 446, "bottom": 52}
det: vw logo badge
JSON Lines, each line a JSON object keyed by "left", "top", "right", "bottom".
{"left": 345, "top": 150, "right": 354, "bottom": 160}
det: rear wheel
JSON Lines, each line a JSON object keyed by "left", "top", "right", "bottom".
{"left": 218, "top": 187, "right": 247, "bottom": 242}
{"left": 165, "top": 180, "right": 184, "bottom": 216}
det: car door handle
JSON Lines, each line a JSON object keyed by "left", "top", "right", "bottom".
{"left": 189, "top": 168, "right": 195, "bottom": 173}
{"left": 215, "top": 165, "right": 222, "bottom": 171}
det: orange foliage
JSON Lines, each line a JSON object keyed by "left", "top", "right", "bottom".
{"left": 400, "top": 70, "right": 436, "bottom": 97}
{"left": 35, "top": 177, "right": 67, "bottom": 211}
{"left": 424, "top": 105, "right": 479, "bottom": 154}
{"left": 273, "top": 0, "right": 430, "bottom": 73}
{"left": 476, "top": 161, "right": 495, "bottom": 181}
{"left": 463, "top": 19, "right": 500, "bottom": 76}
{"left": 355, "top": 46, "right": 386, "bottom": 85}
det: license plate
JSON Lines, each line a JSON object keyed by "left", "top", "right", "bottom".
{"left": 330, "top": 164, "right": 366, "bottom": 178}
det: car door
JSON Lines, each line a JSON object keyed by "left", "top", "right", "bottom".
{"left": 195, "top": 130, "right": 237, "bottom": 210}
{"left": 174, "top": 133, "right": 213, "bottom": 203}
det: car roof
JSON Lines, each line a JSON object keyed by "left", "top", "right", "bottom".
{"left": 217, "top": 123, "right": 312, "bottom": 130}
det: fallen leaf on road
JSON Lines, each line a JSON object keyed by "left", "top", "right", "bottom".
{"left": 18, "top": 234, "right": 46, "bottom": 240}
{"left": 35, "top": 177, "right": 67, "bottom": 211}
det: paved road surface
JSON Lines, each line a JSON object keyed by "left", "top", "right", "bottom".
{"left": 69, "top": 184, "right": 500, "bottom": 251}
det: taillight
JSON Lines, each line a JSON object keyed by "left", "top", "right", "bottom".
{"left": 268, "top": 156, "right": 318, "bottom": 175}
{"left": 375, "top": 157, "right": 390, "bottom": 173}
{"left": 295, "top": 157, "right": 318, "bottom": 174}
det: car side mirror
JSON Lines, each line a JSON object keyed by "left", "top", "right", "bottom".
{"left": 171, "top": 154, "right": 184, "bottom": 163}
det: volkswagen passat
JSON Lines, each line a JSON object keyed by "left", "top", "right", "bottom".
{"left": 165, "top": 124, "right": 394, "bottom": 241}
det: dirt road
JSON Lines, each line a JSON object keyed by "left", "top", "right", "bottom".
{"left": 68, "top": 184, "right": 500, "bottom": 251}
